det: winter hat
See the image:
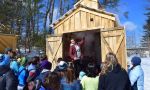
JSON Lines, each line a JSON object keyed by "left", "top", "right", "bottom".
{"left": 79, "top": 71, "right": 86, "bottom": 80}
{"left": 40, "top": 60, "right": 52, "bottom": 70}
{"left": 58, "top": 61, "right": 68, "bottom": 71}
{"left": 20, "top": 57, "right": 28, "bottom": 66}
{"left": 131, "top": 56, "right": 141, "bottom": 66}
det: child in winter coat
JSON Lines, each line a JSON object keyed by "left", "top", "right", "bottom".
{"left": 129, "top": 56, "right": 144, "bottom": 90}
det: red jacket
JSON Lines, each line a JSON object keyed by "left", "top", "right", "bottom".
{"left": 69, "top": 39, "right": 84, "bottom": 61}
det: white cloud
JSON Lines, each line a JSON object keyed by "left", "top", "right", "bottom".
{"left": 124, "top": 21, "right": 137, "bottom": 31}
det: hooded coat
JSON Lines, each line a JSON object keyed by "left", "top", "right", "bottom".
{"left": 129, "top": 56, "right": 144, "bottom": 90}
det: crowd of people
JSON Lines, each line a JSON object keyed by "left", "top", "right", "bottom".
{"left": 0, "top": 48, "right": 144, "bottom": 90}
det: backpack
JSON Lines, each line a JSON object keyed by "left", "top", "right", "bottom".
{"left": 18, "top": 67, "right": 29, "bottom": 85}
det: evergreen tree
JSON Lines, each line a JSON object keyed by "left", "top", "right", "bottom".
{"left": 141, "top": 8, "right": 150, "bottom": 48}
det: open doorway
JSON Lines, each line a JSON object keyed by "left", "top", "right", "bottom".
{"left": 62, "top": 30, "right": 101, "bottom": 65}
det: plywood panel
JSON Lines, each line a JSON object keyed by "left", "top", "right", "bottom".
{"left": 0, "top": 35, "right": 17, "bottom": 53}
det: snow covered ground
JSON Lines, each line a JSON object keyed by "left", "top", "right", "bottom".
{"left": 128, "top": 57, "right": 150, "bottom": 90}
{"left": 141, "top": 58, "right": 150, "bottom": 90}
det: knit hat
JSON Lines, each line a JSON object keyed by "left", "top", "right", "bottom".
{"left": 58, "top": 61, "right": 68, "bottom": 71}
{"left": 40, "top": 60, "right": 52, "bottom": 70}
{"left": 131, "top": 56, "right": 141, "bottom": 66}
{"left": 19, "top": 57, "right": 28, "bottom": 66}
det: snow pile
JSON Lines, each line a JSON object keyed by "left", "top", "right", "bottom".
{"left": 141, "top": 58, "right": 150, "bottom": 90}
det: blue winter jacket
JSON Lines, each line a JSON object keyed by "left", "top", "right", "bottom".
{"left": 0, "top": 54, "right": 10, "bottom": 66}
{"left": 10, "top": 60, "right": 19, "bottom": 75}
{"left": 60, "top": 78, "right": 82, "bottom": 90}
{"left": 18, "top": 66, "right": 27, "bottom": 86}
{"left": 129, "top": 65, "right": 144, "bottom": 90}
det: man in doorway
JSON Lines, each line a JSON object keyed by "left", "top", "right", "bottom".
{"left": 69, "top": 37, "right": 85, "bottom": 78}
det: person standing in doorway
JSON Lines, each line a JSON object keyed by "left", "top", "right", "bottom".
{"left": 69, "top": 37, "right": 84, "bottom": 78}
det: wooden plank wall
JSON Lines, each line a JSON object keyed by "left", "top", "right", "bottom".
{"left": 55, "top": 10, "right": 115, "bottom": 35}
{"left": 46, "top": 36, "right": 63, "bottom": 69}
{"left": 101, "top": 28, "right": 127, "bottom": 69}
{"left": 0, "top": 35, "right": 17, "bottom": 53}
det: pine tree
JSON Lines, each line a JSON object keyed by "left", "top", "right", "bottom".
{"left": 141, "top": 8, "right": 150, "bottom": 48}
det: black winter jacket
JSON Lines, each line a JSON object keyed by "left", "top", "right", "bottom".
{"left": 98, "top": 64, "right": 131, "bottom": 90}
{"left": 0, "top": 70, "right": 18, "bottom": 90}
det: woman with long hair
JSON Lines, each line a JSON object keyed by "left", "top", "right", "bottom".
{"left": 44, "top": 72, "right": 60, "bottom": 90}
{"left": 98, "top": 52, "right": 131, "bottom": 90}
{"left": 60, "top": 68, "right": 81, "bottom": 90}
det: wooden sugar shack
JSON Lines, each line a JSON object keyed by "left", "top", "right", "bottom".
{"left": 46, "top": 0, "right": 127, "bottom": 69}
{"left": 0, "top": 34, "right": 17, "bottom": 53}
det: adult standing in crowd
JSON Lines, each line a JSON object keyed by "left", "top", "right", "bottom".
{"left": 129, "top": 56, "right": 144, "bottom": 90}
{"left": 69, "top": 38, "right": 84, "bottom": 78}
{"left": 98, "top": 52, "right": 131, "bottom": 90}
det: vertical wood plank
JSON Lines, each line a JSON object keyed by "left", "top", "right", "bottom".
{"left": 86, "top": 12, "right": 90, "bottom": 28}
{"left": 81, "top": 11, "right": 87, "bottom": 29}
{"left": 75, "top": 12, "right": 81, "bottom": 30}
{"left": 95, "top": 15, "right": 99, "bottom": 27}
{"left": 70, "top": 15, "right": 75, "bottom": 32}
{"left": 90, "top": 13, "right": 95, "bottom": 27}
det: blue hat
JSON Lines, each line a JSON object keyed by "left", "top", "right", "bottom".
{"left": 131, "top": 56, "right": 141, "bottom": 65}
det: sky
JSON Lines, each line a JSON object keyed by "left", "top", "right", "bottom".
{"left": 107, "top": 0, "right": 150, "bottom": 47}
{"left": 52, "top": 0, "right": 150, "bottom": 47}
